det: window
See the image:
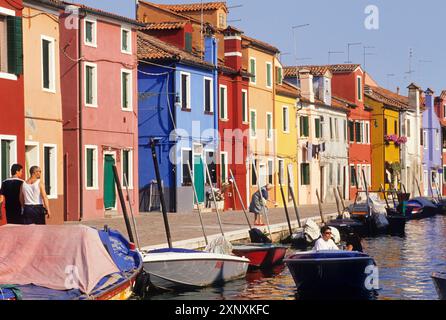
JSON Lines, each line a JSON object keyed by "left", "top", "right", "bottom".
{"left": 344, "top": 120, "right": 348, "bottom": 142}
{"left": 423, "top": 130, "right": 428, "bottom": 149}
{"left": 337, "top": 164, "right": 342, "bottom": 186}
{"left": 267, "top": 113, "right": 273, "bottom": 140}
{"left": 242, "top": 90, "right": 248, "bottom": 123}
{"left": 266, "top": 62, "right": 272, "bottom": 88}
{"left": 407, "top": 119, "right": 411, "bottom": 138}
{"left": 220, "top": 152, "right": 228, "bottom": 183}
{"left": 384, "top": 119, "right": 388, "bottom": 136}
{"left": 357, "top": 76, "right": 362, "bottom": 101}
{"left": 180, "top": 72, "right": 191, "bottom": 110}
{"left": 251, "top": 160, "right": 258, "bottom": 186}
{"left": 85, "top": 146, "right": 98, "bottom": 189}
{"left": 43, "top": 145, "right": 57, "bottom": 198}
{"left": 84, "top": 19, "right": 97, "bottom": 47}
{"left": 350, "top": 165, "right": 357, "bottom": 187}
{"left": 250, "top": 110, "right": 257, "bottom": 138}
{"left": 334, "top": 119, "right": 339, "bottom": 140}
{"left": 276, "top": 66, "right": 283, "bottom": 85}
{"left": 436, "top": 130, "right": 441, "bottom": 150}
{"left": 277, "top": 159, "right": 284, "bottom": 185}
{"left": 121, "top": 69, "right": 132, "bottom": 110}
{"left": 181, "top": 149, "right": 192, "bottom": 185}
{"left": 315, "top": 118, "right": 322, "bottom": 139}
{"left": 0, "top": 137, "right": 16, "bottom": 183}
{"left": 349, "top": 121, "right": 355, "bottom": 142}
{"left": 249, "top": 58, "right": 256, "bottom": 84}
{"left": 205, "top": 151, "right": 216, "bottom": 184}
{"left": 268, "top": 159, "right": 274, "bottom": 185}
{"left": 329, "top": 163, "right": 334, "bottom": 186}
{"left": 300, "top": 116, "right": 309, "bottom": 137}
{"left": 121, "top": 28, "right": 131, "bottom": 53}
{"left": 204, "top": 77, "right": 213, "bottom": 113}
{"left": 329, "top": 118, "right": 333, "bottom": 140}
{"left": 218, "top": 13, "right": 226, "bottom": 28}
{"left": 185, "top": 33, "right": 192, "bottom": 52}
{"left": 394, "top": 120, "right": 398, "bottom": 135}
{"left": 219, "top": 85, "right": 228, "bottom": 120}
{"left": 365, "top": 122, "right": 370, "bottom": 144}
{"left": 0, "top": 14, "right": 23, "bottom": 76}
{"left": 84, "top": 63, "right": 97, "bottom": 106}
{"left": 282, "top": 106, "right": 289, "bottom": 133}
{"left": 122, "top": 149, "right": 133, "bottom": 188}
{"left": 300, "top": 163, "right": 310, "bottom": 186}
{"left": 41, "top": 36, "right": 55, "bottom": 92}
{"left": 357, "top": 164, "right": 362, "bottom": 189}
{"left": 355, "top": 122, "right": 362, "bottom": 143}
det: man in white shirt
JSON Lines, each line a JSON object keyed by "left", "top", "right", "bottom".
{"left": 313, "top": 226, "right": 340, "bottom": 251}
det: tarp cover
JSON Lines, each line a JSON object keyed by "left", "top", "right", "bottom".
{"left": 0, "top": 225, "right": 120, "bottom": 295}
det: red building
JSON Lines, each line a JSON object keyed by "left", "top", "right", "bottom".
{"left": 434, "top": 91, "right": 446, "bottom": 196}
{"left": 329, "top": 64, "right": 371, "bottom": 200}
{"left": 0, "top": 0, "right": 25, "bottom": 225}
{"left": 218, "top": 26, "right": 250, "bottom": 210}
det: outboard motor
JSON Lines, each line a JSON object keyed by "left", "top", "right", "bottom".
{"left": 249, "top": 228, "right": 272, "bottom": 244}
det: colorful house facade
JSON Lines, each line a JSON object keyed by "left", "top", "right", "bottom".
{"left": 60, "top": 4, "right": 140, "bottom": 221}
{"left": 422, "top": 89, "right": 442, "bottom": 196}
{"left": 0, "top": 0, "right": 25, "bottom": 225}
{"left": 137, "top": 32, "right": 218, "bottom": 213}
{"left": 23, "top": 0, "right": 64, "bottom": 224}
{"left": 434, "top": 90, "right": 446, "bottom": 195}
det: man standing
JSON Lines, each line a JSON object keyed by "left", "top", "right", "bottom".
{"left": 249, "top": 184, "right": 276, "bottom": 226}
{"left": 0, "top": 164, "right": 25, "bottom": 224}
{"left": 20, "top": 166, "right": 51, "bottom": 225}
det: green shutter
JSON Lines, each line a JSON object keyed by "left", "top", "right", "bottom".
{"left": 220, "top": 87, "right": 225, "bottom": 119}
{"left": 122, "top": 72, "right": 128, "bottom": 108}
{"left": 315, "top": 118, "right": 321, "bottom": 138}
{"left": 267, "top": 114, "right": 272, "bottom": 138}
{"left": 42, "top": 40, "right": 50, "bottom": 89}
{"left": 242, "top": 91, "right": 247, "bottom": 122}
{"left": 250, "top": 59, "right": 256, "bottom": 82}
{"left": 267, "top": 64, "right": 272, "bottom": 87}
{"left": 185, "top": 33, "right": 192, "bottom": 52}
{"left": 251, "top": 111, "right": 256, "bottom": 136}
{"left": 1, "top": 140, "right": 10, "bottom": 181}
{"left": 303, "top": 117, "right": 309, "bottom": 137}
{"left": 7, "top": 16, "right": 23, "bottom": 75}
{"left": 123, "top": 150, "right": 129, "bottom": 182}
{"left": 87, "top": 149, "right": 93, "bottom": 187}
{"left": 122, "top": 30, "right": 128, "bottom": 51}
{"left": 86, "top": 66, "right": 92, "bottom": 104}
{"left": 44, "top": 147, "right": 51, "bottom": 195}
{"left": 86, "top": 21, "right": 93, "bottom": 43}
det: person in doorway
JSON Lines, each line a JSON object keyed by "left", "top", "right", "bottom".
{"left": 313, "top": 226, "right": 340, "bottom": 251}
{"left": 20, "top": 166, "right": 51, "bottom": 225}
{"left": 249, "top": 184, "right": 276, "bottom": 226}
{"left": 0, "top": 164, "right": 25, "bottom": 224}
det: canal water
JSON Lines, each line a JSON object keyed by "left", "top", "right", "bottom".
{"left": 148, "top": 215, "right": 446, "bottom": 300}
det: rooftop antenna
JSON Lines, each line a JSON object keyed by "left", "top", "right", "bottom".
{"left": 227, "top": 19, "right": 242, "bottom": 23}
{"left": 405, "top": 48, "right": 415, "bottom": 81}
{"left": 346, "top": 42, "right": 362, "bottom": 63}
{"left": 363, "top": 46, "right": 375, "bottom": 69}
{"left": 292, "top": 24, "right": 310, "bottom": 91}
{"left": 328, "top": 50, "right": 344, "bottom": 64}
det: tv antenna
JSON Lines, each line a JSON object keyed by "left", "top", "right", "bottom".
{"left": 346, "top": 42, "right": 362, "bottom": 63}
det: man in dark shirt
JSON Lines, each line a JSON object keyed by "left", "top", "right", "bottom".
{"left": 0, "top": 164, "right": 24, "bottom": 224}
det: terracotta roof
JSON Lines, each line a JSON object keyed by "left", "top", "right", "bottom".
{"left": 29, "top": 0, "right": 65, "bottom": 8}
{"left": 284, "top": 64, "right": 361, "bottom": 78}
{"left": 365, "top": 85, "right": 409, "bottom": 110}
{"left": 158, "top": 2, "right": 228, "bottom": 13}
{"left": 142, "top": 21, "right": 187, "bottom": 31}
{"left": 63, "top": 1, "right": 143, "bottom": 26}
{"left": 138, "top": 32, "right": 213, "bottom": 69}
{"left": 242, "top": 34, "right": 280, "bottom": 54}
{"left": 332, "top": 95, "right": 357, "bottom": 108}
{"left": 139, "top": 1, "right": 203, "bottom": 24}
{"left": 276, "top": 82, "right": 300, "bottom": 99}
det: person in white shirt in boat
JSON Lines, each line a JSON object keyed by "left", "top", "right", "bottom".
{"left": 313, "top": 226, "right": 340, "bottom": 251}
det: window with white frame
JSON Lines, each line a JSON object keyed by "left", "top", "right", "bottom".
{"left": 277, "top": 159, "right": 285, "bottom": 185}
{"left": 242, "top": 89, "right": 248, "bottom": 123}
{"left": 85, "top": 146, "right": 98, "bottom": 189}
{"left": 41, "top": 36, "right": 55, "bottom": 92}
{"left": 180, "top": 72, "right": 191, "bottom": 110}
{"left": 121, "top": 28, "right": 131, "bottom": 53}
{"left": 423, "top": 130, "right": 428, "bottom": 149}
{"left": 205, "top": 151, "right": 216, "bottom": 184}
{"left": 43, "top": 145, "right": 57, "bottom": 198}
{"left": 181, "top": 149, "right": 193, "bottom": 185}
{"left": 121, "top": 69, "right": 132, "bottom": 110}
{"left": 122, "top": 149, "right": 133, "bottom": 188}
{"left": 0, "top": 11, "right": 22, "bottom": 77}
{"left": 249, "top": 57, "right": 256, "bottom": 84}
{"left": 334, "top": 118, "right": 339, "bottom": 140}
{"left": 266, "top": 62, "right": 272, "bottom": 88}
{"left": 204, "top": 77, "right": 213, "bottom": 113}
{"left": 357, "top": 76, "right": 362, "bottom": 101}
{"left": 220, "top": 152, "right": 228, "bottom": 183}
{"left": 250, "top": 110, "right": 257, "bottom": 138}
{"left": 219, "top": 85, "right": 227, "bottom": 120}
{"left": 365, "top": 121, "right": 370, "bottom": 144}
{"left": 0, "top": 137, "right": 17, "bottom": 184}
{"left": 282, "top": 106, "right": 289, "bottom": 133}
{"left": 0, "top": 14, "right": 7, "bottom": 73}
{"left": 267, "top": 159, "right": 274, "bottom": 185}
{"left": 84, "top": 18, "right": 97, "bottom": 47}
{"left": 84, "top": 63, "right": 97, "bottom": 106}
{"left": 266, "top": 113, "right": 273, "bottom": 140}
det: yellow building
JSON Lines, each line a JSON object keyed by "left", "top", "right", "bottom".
{"left": 242, "top": 35, "right": 280, "bottom": 203}
{"left": 365, "top": 85, "right": 409, "bottom": 191}
{"left": 23, "top": 0, "right": 64, "bottom": 224}
{"left": 274, "top": 81, "right": 299, "bottom": 207}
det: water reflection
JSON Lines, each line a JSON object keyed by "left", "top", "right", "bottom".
{"left": 148, "top": 216, "right": 446, "bottom": 300}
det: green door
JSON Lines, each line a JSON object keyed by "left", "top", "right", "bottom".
{"left": 194, "top": 156, "right": 205, "bottom": 204}
{"left": 104, "top": 155, "right": 116, "bottom": 210}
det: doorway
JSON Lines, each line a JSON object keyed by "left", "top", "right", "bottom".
{"left": 194, "top": 155, "right": 205, "bottom": 203}
{"left": 103, "top": 154, "right": 116, "bottom": 210}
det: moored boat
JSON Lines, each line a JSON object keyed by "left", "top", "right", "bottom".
{"left": 432, "top": 272, "right": 446, "bottom": 300}
{"left": 0, "top": 225, "right": 142, "bottom": 300}
{"left": 232, "top": 244, "right": 288, "bottom": 269}
{"left": 284, "top": 250, "right": 377, "bottom": 297}
{"left": 400, "top": 198, "right": 440, "bottom": 220}
{"left": 141, "top": 248, "right": 249, "bottom": 290}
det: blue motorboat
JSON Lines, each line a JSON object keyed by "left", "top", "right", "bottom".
{"left": 432, "top": 272, "right": 446, "bottom": 300}
{"left": 399, "top": 197, "right": 440, "bottom": 220}
{"left": 284, "top": 250, "right": 377, "bottom": 298}
{"left": 0, "top": 225, "right": 142, "bottom": 300}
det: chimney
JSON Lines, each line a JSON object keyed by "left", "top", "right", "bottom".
{"left": 299, "top": 69, "right": 314, "bottom": 103}
{"left": 397, "top": 86, "right": 400, "bottom": 95}
{"left": 203, "top": 24, "right": 218, "bottom": 65}
{"left": 223, "top": 26, "right": 243, "bottom": 71}
{"left": 407, "top": 83, "right": 421, "bottom": 110}
{"left": 425, "top": 88, "right": 434, "bottom": 110}
{"left": 318, "top": 70, "right": 332, "bottom": 106}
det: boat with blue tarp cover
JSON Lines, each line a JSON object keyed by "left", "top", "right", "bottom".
{"left": 284, "top": 250, "right": 377, "bottom": 297}
{"left": 0, "top": 225, "right": 142, "bottom": 300}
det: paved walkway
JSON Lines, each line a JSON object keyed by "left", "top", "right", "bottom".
{"left": 69, "top": 203, "right": 345, "bottom": 249}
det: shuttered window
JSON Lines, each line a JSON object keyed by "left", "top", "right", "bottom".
{"left": 0, "top": 16, "right": 8, "bottom": 73}
{"left": 6, "top": 16, "right": 23, "bottom": 75}
{"left": 182, "top": 149, "right": 192, "bottom": 185}
{"left": 1, "top": 140, "right": 11, "bottom": 182}
{"left": 85, "top": 64, "right": 96, "bottom": 106}
{"left": 181, "top": 73, "right": 190, "bottom": 110}
{"left": 220, "top": 153, "right": 228, "bottom": 183}
{"left": 267, "top": 113, "right": 273, "bottom": 139}
{"left": 242, "top": 90, "right": 248, "bottom": 123}
{"left": 315, "top": 118, "right": 321, "bottom": 138}
{"left": 300, "top": 116, "right": 309, "bottom": 137}
{"left": 185, "top": 33, "right": 192, "bottom": 52}
{"left": 122, "top": 150, "right": 132, "bottom": 187}
{"left": 121, "top": 29, "right": 130, "bottom": 53}
{"left": 276, "top": 67, "right": 283, "bottom": 85}
{"left": 121, "top": 71, "right": 132, "bottom": 110}
{"left": 204, "top": 78, "right": 213, "bottom": 113}
{"left": 301, "top": 163, "right": 310, "bottom": 186}
{"left": 349, "top": 120, "right": 355, "bottom": 142}
{"left": 42, "top": 39, "right": 50, "bottom": 89}
{"left": 250, "top": 110, "right": 257, "bottom": 137}
{"left": 85, "top": 146, "right": 98, "bottom": 189}
{"left": 85, "top": 20, "right": 96, "bottom": 45}
{"left": 249, "top": 58, "right": 256, "bottom": 83}
{"left": 86, "top": 148, "right": 93, "bottom": 188}
{"left": 355, "top": 122, "right": 362, "bottom": 143}
{"left": 219, "top": 85, "right": 227, "bottom": 119}
{"left": 266, "top": 63, "right": 272, "bottom": 88}
{"left": 282, "top": 107, "right": 289, "bottom": 133}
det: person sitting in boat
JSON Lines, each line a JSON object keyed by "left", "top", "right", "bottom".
{"left": 249, "top": 184, "right": 277, "bottom": 226}
{"left": 313, "top": 226, "right": 340, "bottom": 251}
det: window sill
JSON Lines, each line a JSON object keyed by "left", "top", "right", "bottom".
{"left": 121, "top": 108, "right": 133, "bottom": 112}
{"left": 204, "top": 111, "right": 214, "bottom": 116}
{"left": 84, "top": 42, "right": 97, "bottom": 48}
{"left": 0, "top": 72, "right": 18, "bottom": 81}
{"left": 85, "top": 104, "right": 98, "bottom": 108}
{"left": 48, "top": 195, "right": 58, "bottom": 200}
{"left": 181, "top": 108, "right": 192, "bottom": 112}
{"left": 121, "top": 49, "right": 132, "bottom": 55}
{"left": 85, "top": 187, "right": 99, "bottom": 191}
{"left": 42, "top": 88, "right": 56, "bottom": 94}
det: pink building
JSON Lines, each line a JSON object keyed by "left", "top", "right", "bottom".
{"left": 60, "top": 4, "right": 141, "bottom": 221}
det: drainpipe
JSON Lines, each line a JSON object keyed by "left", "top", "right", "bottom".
{"left": 78, "top": 13, "right": 84, "bottom": 221}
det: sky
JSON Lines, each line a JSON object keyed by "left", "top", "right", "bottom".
{"left": 66, "top": 0, "right": 444, "bottom": 95}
